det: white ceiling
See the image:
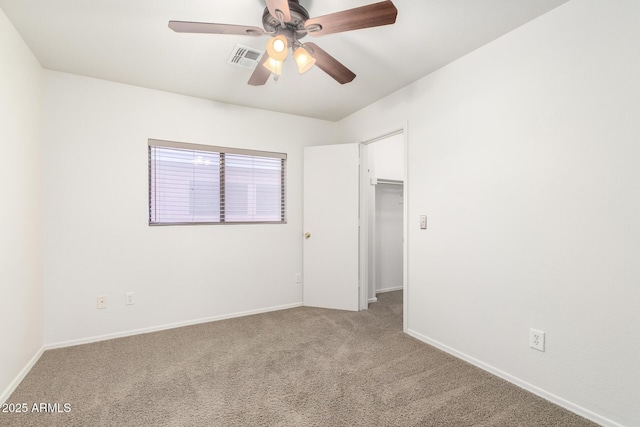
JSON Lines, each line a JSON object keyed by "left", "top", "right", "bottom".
{"left": 1, "top": 0, "right": 570, "bottom": 121}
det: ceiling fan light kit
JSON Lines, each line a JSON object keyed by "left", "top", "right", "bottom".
{"left": 169, "top": 0, "right": 398, "bottom": 86}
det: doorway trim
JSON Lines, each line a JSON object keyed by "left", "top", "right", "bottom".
{"left": 358, "top": 123, "right": 409, "bottom": 332}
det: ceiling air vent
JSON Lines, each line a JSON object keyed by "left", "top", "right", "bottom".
{"left": 227, "top": 44, "right": 264, "bottom": 69}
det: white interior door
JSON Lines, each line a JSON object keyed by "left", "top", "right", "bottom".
{"left": 303, "top": 143, "right": 360, "bottom": 311}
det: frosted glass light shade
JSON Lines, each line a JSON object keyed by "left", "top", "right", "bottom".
{"left": 294, "top": 46, "right": 316, "bottom": 74}
{"left": 266, "top": 35, "right": 288, "bottom": 61}
{"left": 263, "top": 57, "right": 283, "bottom": 75}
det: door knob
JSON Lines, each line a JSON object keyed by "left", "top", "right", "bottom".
{"left": 304, "top": 232, "right": 311, "bottom": 239}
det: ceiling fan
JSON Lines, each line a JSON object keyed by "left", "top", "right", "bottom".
{"left": 169, "top": 0, "right": 398, "bottom": 86}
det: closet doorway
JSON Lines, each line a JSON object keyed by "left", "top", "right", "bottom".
{"left": 360, "top": 130, "right": 406, "bottom": 327}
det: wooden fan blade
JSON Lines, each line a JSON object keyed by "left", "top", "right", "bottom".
{"left": 168, "top": 21, "right": 266, "bottom": 36}
{"left": 248, "top": 53, "right": 272, "bottom": 86}
{"left": 305, "top": 43, "right": 356, "bottom": 84}
{"left": 265, "top": 0, "right": 291, "bottom": 23}
{"left": 305, "top": 1, "right": 397, "bottom": 36}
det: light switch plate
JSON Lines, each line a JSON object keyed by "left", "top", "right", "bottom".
{"left": 420, "top": 215, "right": 427, "bottom": 230}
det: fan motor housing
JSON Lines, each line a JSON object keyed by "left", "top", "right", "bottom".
{"left": 262, "top": 0, "right": 310, "bottom": 39}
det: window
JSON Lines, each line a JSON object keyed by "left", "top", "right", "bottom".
{"left": 149, "top": 139, "right": 286, "bottom": 225}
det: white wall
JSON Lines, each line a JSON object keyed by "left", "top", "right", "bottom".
{"left": 0, "top": 8, "right": 44, "bottom": 402}
{"left": 340, "top": 1, "right": 640, "bottom": 426}
{"left": 41, "top": 71, "right": 339, "bottom": 346}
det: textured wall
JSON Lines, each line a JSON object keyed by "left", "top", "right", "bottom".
{"left": 339, "top": 1, "right": 640, "bottom": 425}
{"left": 0, "top": 8, "right": 44, "bottom": 403}
{"left": 41, "top": 71, "right": 339, "bottom": 346}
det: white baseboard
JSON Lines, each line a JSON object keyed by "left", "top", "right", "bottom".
{"left": 406, "top": 329, "right": 623, "bottom": 427}
{"left": 0, "top": 347, "right": 44, "bottom": 405}
{"left": 376, "top": 286, "right": 403, "bottom": 294}
{"left": 45, "top": 302, "right": 303, "bottom": 350}
{"left": 368, "top": 297, "right": 378, "bottom": 303}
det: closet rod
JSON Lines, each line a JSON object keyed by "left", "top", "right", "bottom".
{"left": 371, "top": 178, "right": 403, "bottom": 185}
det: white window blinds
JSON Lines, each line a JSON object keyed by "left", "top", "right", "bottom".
{"left": 149, "top": 139, "right": 286, "bottom": 225}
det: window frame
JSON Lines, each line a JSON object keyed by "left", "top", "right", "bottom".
{"left": 148, "top": 139, "right": 287, "bottom": 226}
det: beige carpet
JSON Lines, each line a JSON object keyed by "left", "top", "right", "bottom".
{"left": 1, "top": 291, "right": 596, "bottom": 426}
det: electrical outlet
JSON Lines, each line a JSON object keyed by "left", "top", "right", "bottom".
{"left": 295, "top": 273, "right": 302, "bottom": 284}
{"left": 126, "top": 292, "right": 135, "bottom": 305}
{"left": 529, "top": 328, "right": 545, "bottom": 352}
{"left": 97, "top": 295, "right": 107, "bottom": 309}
